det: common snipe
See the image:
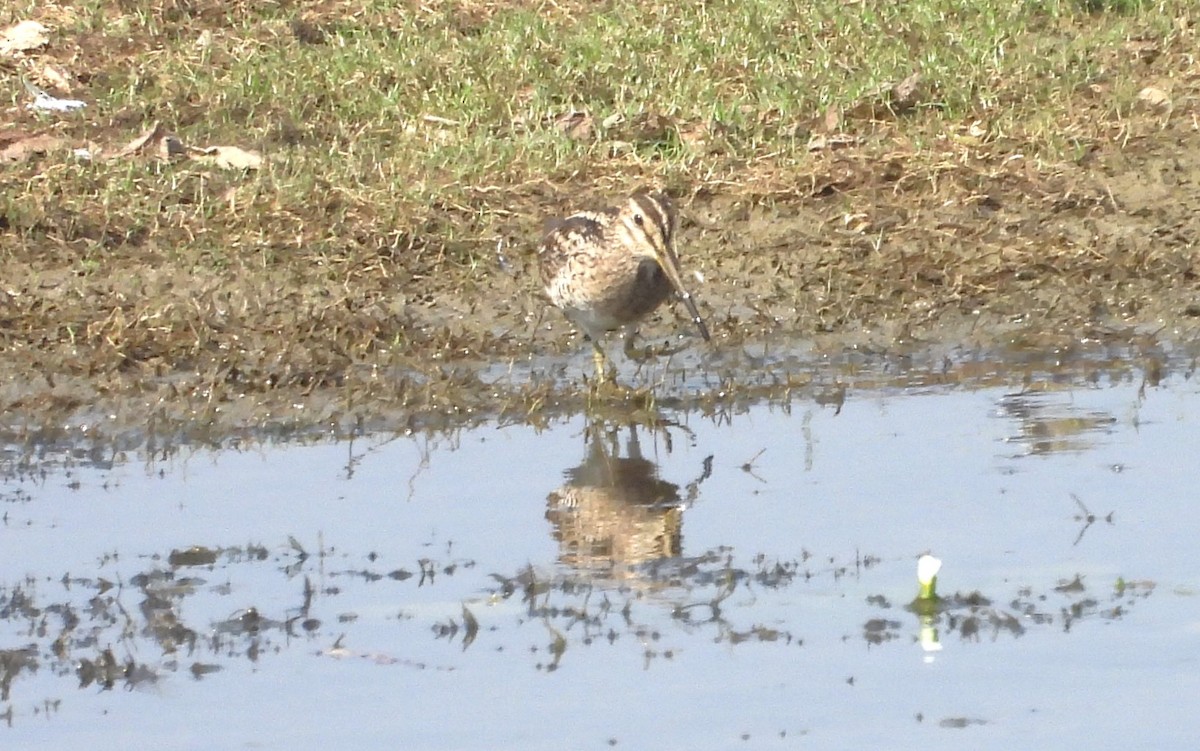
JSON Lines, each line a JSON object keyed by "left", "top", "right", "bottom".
{"left": 538, "top": 191, "right": 710, "bottom": 382}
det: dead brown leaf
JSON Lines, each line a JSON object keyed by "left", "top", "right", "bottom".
{"left": 1123, "top": 39, "right": 1161, "bottom": 64}
{"left": 823, "top": 106, "right": 842, "bottom": 133}
{"left": 0, "top": 132, "right": 62, "bottom": 162}
{"left": 39, "top": 63, "right": 74, "bottom": 92}
{"left": 891, "top": 72, "right": 923, "bottom": 113}
{"left": 114, "top": 121, "right": 168, "bottom": 158}
{"left": 947, "top": 120, "right": 991, "bottom": 148}
{"left": 846, "top": 71, "right": 924, "bottom": 120}
{"left": 807, "top": 133, "right": 860, "bottom": 152}
{"left": 190, "top": 145, "right": 264, "bottom": 170}
{"left": 601, "top": 112, "right": 624, "bottom": 129}
{"left": 626, "top": 111, "right": 674, "bottom": 143}
{"left": 111, "top": 121, "right": 187, "bottom": 161}
{"left": 0, "top": 20, "right": 48, "bottom": 56}
{"left": 678, "top": 120, "right": 714, "bottom": 152}
{"left": 552, "top": 111, "right": 595, "bottom": 142}
{"left": 403, "top": 117, "right": 456, "bottom": 144}
{"left": 1137, "top": 86, "right": 1171, "bottom": 111}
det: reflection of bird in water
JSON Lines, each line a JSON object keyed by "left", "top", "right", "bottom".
{"left": 537, "top": 190, "right": 710, "bottom": 383}
{"left": 546, "top": 426, "right": 706, "bottom": 572}
{"left": 997, "top": 392, "right": 1116, "bottom": 456}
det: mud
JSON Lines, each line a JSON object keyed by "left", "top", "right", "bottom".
{"left": 4, "top": 54, "right": 1200, "bottom": 441}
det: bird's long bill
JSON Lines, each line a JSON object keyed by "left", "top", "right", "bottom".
{"left": 655, "top": 248, "right": 711, "bottom": 342}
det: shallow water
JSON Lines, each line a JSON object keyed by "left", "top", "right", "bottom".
{"left": 2, "top": 355, "right": 1198, "bottom": 750}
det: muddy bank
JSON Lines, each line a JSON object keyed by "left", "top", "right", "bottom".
{"left": 4, "top": 106, "right": 1200, "bottom": 442}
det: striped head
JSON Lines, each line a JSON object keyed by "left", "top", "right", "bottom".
{"left": 618, "top": 191, "right": 710, "bottom": 342}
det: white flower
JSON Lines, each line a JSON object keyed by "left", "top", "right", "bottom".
{"left": 916, "top": 554, "right": 942, "bottom": 600}
{"left": 917, "top": 554, "right": 942, "bottom": 587}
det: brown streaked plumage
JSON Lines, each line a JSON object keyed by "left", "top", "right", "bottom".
{"left": 537, "top": 191, "right": 709, "bottom": 381}
{"left": 546, "top": 427, "right": 684, "bottom": 570}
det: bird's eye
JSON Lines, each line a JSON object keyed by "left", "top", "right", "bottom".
{"left": 633, "top": 214, "right": 645, "bottom": 226}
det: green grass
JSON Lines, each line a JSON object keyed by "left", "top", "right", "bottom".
{"left": 4, "top": 0, "right": 1185, "bottom": 268}
{"left": 44, "top": 3, "right": 1182, "bottom": 150}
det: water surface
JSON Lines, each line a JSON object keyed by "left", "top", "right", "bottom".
{"left": 2, "top": 355, "right": 1197, "bottom": 750}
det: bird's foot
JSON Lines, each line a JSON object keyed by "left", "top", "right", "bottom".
{"left": 623, "top": 335, "right": 686, "bottom": 362}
